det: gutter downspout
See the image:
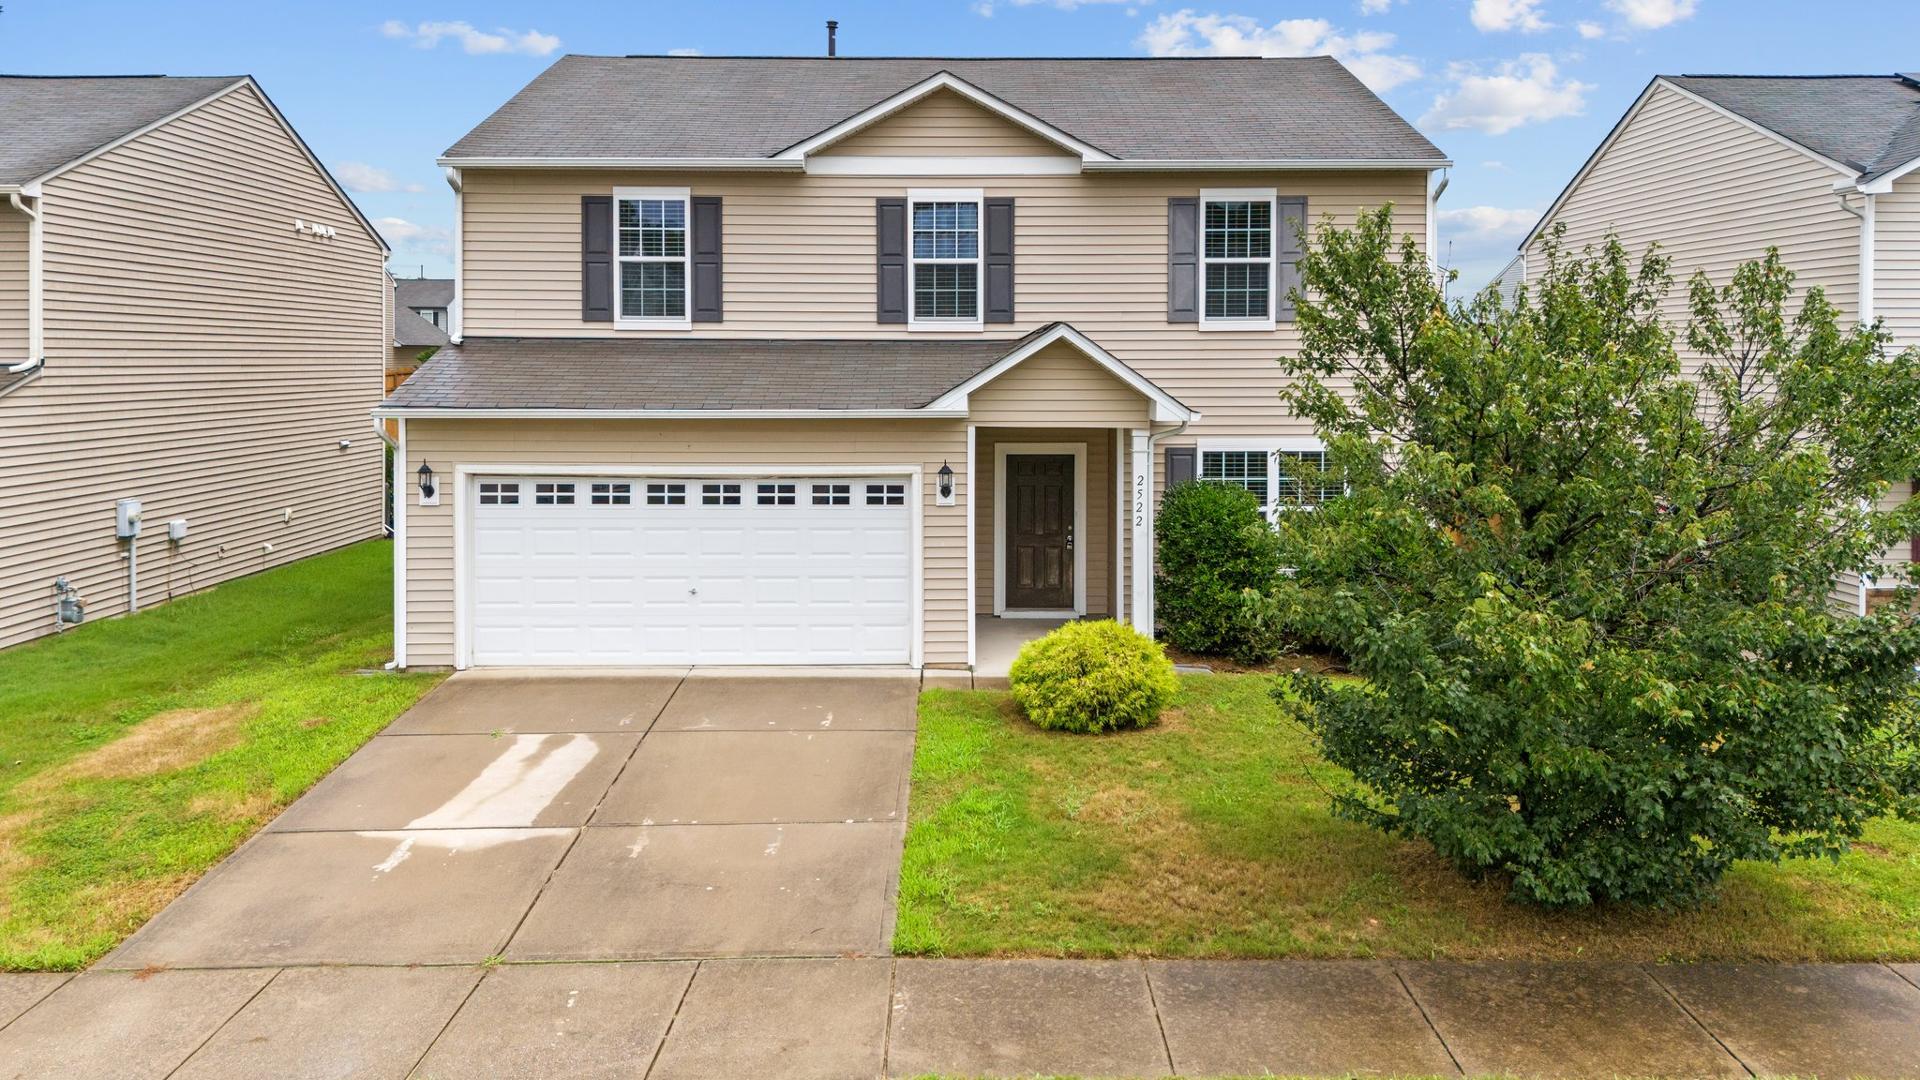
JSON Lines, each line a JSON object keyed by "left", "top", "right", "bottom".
{"left": 1427, "top": 168, "right": 1450, "bottom": 289}
{"left": 5, "top": 191, "right": 44, "bottom": 378}
{"left": 1834, "top": 186, "right": 1877, "bottom": 325}
{"left": 371, "top": 414, "right": 407, "bottom": 670}
{"left": 445, "top": 167, "right": 463, "bottom": 344}
{"left": 1139, "top": 417, "right": 1194, "bottom": 635}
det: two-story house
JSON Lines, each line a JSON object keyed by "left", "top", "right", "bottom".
{"left": 389, "top": 274, "right": 452, "bottom": 389}
{"left": 376, "top": 54, "right": 1448, "bottom": 671}
{"left": 1, "top": 75, "right": 388, "bottom": 650}
{"left": 1499, "top": 74, "right": 1920, "bottom": 612}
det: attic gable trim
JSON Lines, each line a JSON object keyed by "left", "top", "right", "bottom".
{"left": 774, "top": 71, "right": 1117, "bottom": 164}
{"left": 925, "top": 322, "right": 1197, "bottom": 423}
{"left": 1521, "top": 77, "right": 1858, "bottom": 252}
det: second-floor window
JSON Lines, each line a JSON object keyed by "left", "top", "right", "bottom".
{"left": 615, "top": 187, "right": 691, "bottom": 326}
{"left": 909, "top": 189, "right": 982, "bottom": 329}
{"left": 1200, "top": 189, "right": 1277, "bottom": 330}
{"left": 412, "top": 306, "right": 447, "bottom": 329}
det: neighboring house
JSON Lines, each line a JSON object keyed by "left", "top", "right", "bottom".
{"left": 389, "top": 275, "right": 452, "bottom": 389}
{"left": 376, "top": 54, "right": 1447, "bottom": 670}
{"left": 0, "top": 75, "right": 389, "bottom": 650}
{"left": 1509, "top": 73, "right": 1920, "bottom": 613}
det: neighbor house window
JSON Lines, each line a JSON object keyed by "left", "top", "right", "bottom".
{"left": 615, "top": 187, "right": 691, "bottom": 325}
{"left": 909, "top": 189, "right": 982, "bottom": 328}
{"left": 1200, "top": 440, "right": 1339, "bottom": 514}
{"left": 1200, "top": 189, "right": 1276, "bottom": 329}
{"left": 412, "top": 307, "right": 447, "bottom": 329}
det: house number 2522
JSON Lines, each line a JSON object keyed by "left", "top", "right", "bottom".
{"left": 1134, "top": 473, "right": 1148, "bottom": 527}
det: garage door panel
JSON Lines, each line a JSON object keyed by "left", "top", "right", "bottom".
{"left": 469, "top": 474, "right": 913, "bottom": 666}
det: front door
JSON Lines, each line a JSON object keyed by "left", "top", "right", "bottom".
{"left": 1005, "top": 454, "right": 1075, "bottom": 610}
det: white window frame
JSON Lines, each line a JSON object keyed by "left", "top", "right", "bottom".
{"left": 1198, "top": 437, "right": 1336, "bottom": 518}
{"left": 1198, "top": 187, "right": 1278, "bottom": 332}
{"left": 907, "top": 187, "right": 985, "bottom": 333}
{"left": 613, "top": 185, "right": 693, "bottom": 331}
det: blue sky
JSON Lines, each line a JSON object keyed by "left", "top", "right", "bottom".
{"left": 5, "top": 1, "right": 1918, "bottom": 290}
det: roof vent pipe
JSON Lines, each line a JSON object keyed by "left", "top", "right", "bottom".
{"left": 827, "top": 20, "right": 838, "bottom": 57}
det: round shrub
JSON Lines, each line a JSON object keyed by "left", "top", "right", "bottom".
{"left": 1154, "top": 481, "right": 1285, "bottom": 659}
{"left": 1008, "top": 620, "right": 1179, "bottom": 733}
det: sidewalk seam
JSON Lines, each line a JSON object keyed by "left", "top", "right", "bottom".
{"left": 0, "top": 973, "right": 70, "bottom": 1036}
{"left": 160, "top": 966, "right": 283, "bottom": 1080}
{"left": 882, "top": 957, "right": 900, "bottom": 1079}
{"left": 641, "top": 958, "right": 703, "bottom": 1079}
{"left": 1641, "top": 963, "right": 1755, "bottom": 1078}
{"left": 1888, "top": 962, "right": 1920, "bottom": 994}
{"left": 1390, "top": 964, "right": 1466, "bottom": 1078}
{"left": 1139, "top": 960, "right": 1178, "bottom": 1077}
{"left": 402, "top": 963, "right": 491, "bottom": 1077}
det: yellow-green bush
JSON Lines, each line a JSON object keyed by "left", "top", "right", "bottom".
{"left": 1008, "top": 620, "right": 1179, "bottom": 733}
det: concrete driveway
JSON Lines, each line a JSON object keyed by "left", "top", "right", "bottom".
{"left": 105, "top": 670, "right": 920, "bottom": 969}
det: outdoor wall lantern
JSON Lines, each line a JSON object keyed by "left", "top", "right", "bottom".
{"left": 936, "top": 460, "right": 956, "bottom": 506}
{"left": 417, "top": 461, "right": 439, "bottom": 506}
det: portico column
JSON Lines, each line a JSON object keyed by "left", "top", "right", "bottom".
{"left": 1130, "top": 428, "right": 1153, "bottom": 636}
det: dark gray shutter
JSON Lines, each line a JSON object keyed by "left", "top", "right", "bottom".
{"left": 1277, "top": 195, "right": 1307, "bottom": 322}
{"left": 1167, "top": 197, "right": 1199, "bottom": 323}
{"left": 1166, "top": 446, "right": 1198, "bottom": 488}
{"left": 691, "top": 195, "right": 723, "bottom": 323}
{"left": 984, "top": 197, "right": 1015, "bottom": 323}
{"left": 876, "top": 198, "right": 908, "bottom": 324}
{"left": 581, "top": 195, "right": 613, "bottom": 322}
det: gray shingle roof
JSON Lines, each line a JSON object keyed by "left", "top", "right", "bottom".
{"left": 394, "top": 277, "right": 455, "bottom": 310}
{"left": 0, "top": 75, "right": 243, "bottom": 186}
{"left": 1666, "top": 74, "right": 1920, "bottom": 180}
{"left": 393, "top": 306, "right": 450, "bottom": 348}
{"left": 444, "top": 55, "right": 1444, "bottom": 165}
{"left": 383, "top": 329, "right": 1064, "bottom": 412}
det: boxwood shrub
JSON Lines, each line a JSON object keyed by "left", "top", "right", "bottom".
{"left": 1008, "top": 620, "right": 1179, "bottom": 733}
{"left": 1154, "top": 481, "right": 1285, "bottom": 660}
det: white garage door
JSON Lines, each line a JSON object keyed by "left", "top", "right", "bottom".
{"left": 468, "top": 475, "right": 913, "bottom": 666}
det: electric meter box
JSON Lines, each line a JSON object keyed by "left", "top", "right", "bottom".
{"left": 115, "top": 498, "right": 143, "bottom": 539}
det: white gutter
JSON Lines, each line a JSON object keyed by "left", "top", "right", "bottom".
{"left": 1427, "top": 168, "right": 1450, "bottom": 287}
{"left": 372, "top": 406, "right": 970, "bottom": 420}
{"left": 1084, "top": 158, "right": 1453, "bottom": 172}
{"left": 4, "top": 191, "right": 43, "bottom": 377}
{"left": 1834, "top": 183, "right": 1877, "bottom": 325}
{"left": 437, "top": 156, "right": 805, "bottom": 171}
{"left": 437, "top": 155, "right": 1453, "bottom": 173}
{"left": 445, "top": 168, "right": 464, "bottom": 344}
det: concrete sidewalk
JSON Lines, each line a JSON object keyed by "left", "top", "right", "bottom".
{"left": 3, "top": 957, "right": 1918, "bottom": 1079}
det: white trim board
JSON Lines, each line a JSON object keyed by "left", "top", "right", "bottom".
{"left": 450, "top": 462, "right": 925, "bottom": 670}
{"left": 777, "top": 71, "right": 1115, "bottom": 164}
{"left": 993, "top": 442, "right": 1088, "bottom": 618}
{"left": 806, "top": 155, "right": 1080, "bottom": 177}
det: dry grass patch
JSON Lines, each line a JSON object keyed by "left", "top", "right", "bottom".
{"left": 896, "top": 675, "right": 1920, "bottom": 962}
{"left": 28, "top": 704, "right": 256, "bottom": 788}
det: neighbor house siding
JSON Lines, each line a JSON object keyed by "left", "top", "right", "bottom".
{"left": 1526, "top": 81, "right": 1862, "bottom": 359}
{"left": 400, "top": 418, "right": 969, "bottom": 668}
{"left": 1873, "top": 173, "right": 1920, "bottom": 352}
{"left": 0, "top": 207, "right": 26, "bottom": 360}
{"left": 0, "top": 82, "right": 387, "bottom": 649}
{"left": 814, "top": 89, "right": 1073, "bottom": 158}
{"left": 456, "top": 166, "right": 1425, "bottom": 441}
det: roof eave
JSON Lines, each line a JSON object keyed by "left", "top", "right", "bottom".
{"left": 1082, "top": 158, "right": 1450, "bottom": 171}
{"left": 372, "top": 405, "right": 970, "bottom": 420}
{"left": 437, "top": 156, "right": 806, "bottom": 171}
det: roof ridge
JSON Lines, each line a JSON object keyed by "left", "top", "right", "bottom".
{"left": 0, "top": 73, "right": 245, "bottom": 80}
{"left": 1672, "top": 72, "right": 1906, "bottom": 81}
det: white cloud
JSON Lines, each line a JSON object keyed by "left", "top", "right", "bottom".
{"left": 376, "top": 216, "right": 453, "bottom": 257}
{"left": 976, "top": 0, "right": 1131, "bottom": 12}
{"left": 1604, "top": 0, "right": 1698, "bottom": 29}
{"left": 1470, "top": 0, "right": 1550, "bottom": 33}
{"left": 1358, "top": 0, "right": 1397, "bottom": 13}
{"left": 1576, "top": 20, "right": 1607, "bottom": 38}
{"left": 380, "top": 19, "right": 560, "bottom": 56}
{"left": 667, "top": 47, "right": 702, "bottom": 56}
{"left": 1482, "top": 159, "right": 1510, "bottom": 170}
{"left": 1421, "top": 54, "right": 1590, "bottom": 135}
{"left": 1437, "top": 205, "right": 1541, "bottom": 251}
{"left": 1139, "top": 10, "right": 1422, "bottom": 93}
{"left": 334, "top": 162, "right": 422, "bottom": 194}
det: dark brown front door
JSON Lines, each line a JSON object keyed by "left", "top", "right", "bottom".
{"left": 1005, "top": 454, "right": 1074, "bottom": 610}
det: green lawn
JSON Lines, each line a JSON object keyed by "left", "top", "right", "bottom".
{"left": 896, "top": 675, "right": 1920, "bottom": 962}
{"left": 0, "top": 541, "right": 443, "bottom": 970}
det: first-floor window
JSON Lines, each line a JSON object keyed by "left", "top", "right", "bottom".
{"left": 1200, "top": 442, "right": 1340, "bottom": 513}
{"left": 615, "top": 188, "right": 690, "bottom": 323}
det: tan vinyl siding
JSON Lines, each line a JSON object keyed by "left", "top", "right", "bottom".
{"left": 400, "top": 418, "right": 968, "bottom": 667}
{"left": 974, "top": 427, "right": 1115, "bottom": 616}
{"left": 1526, "top": 82, "right": 1861, "bottom": 361}
{"left": 0, "top": 82, "right": 386, "bottom": 649}
{"left": 458, "top": 166, "right": 1426, "bottom": 440}
{"left": 0, "top": 207, "right": 25, "bottom": 359}
{"left": 967, "top": 340, "right": 1152, "bottom": 427}
{"left": 816, "top": 90, "right": 1071, "bottom": 158}
{"left": 1874, "top": 173, "right": 1920, "bottom": 352}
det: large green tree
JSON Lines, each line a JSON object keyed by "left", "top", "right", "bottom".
{"left": 1270, "top": 209, "right": 1920, "bottom": 906}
